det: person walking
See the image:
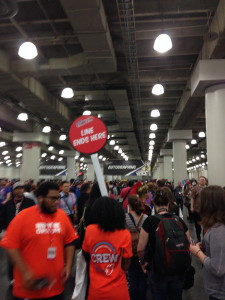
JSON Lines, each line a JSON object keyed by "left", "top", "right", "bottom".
{"left": 82, "top": 196, "right": 132, "bottom": 300}
{"left": 1, "top": 181, "right": 78, "bottom": 300}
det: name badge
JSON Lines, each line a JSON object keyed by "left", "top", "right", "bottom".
{"left": 47, "top": 247, "right": 56, "bottom": 260}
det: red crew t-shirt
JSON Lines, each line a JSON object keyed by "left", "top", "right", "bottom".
{"left": 1, "top": 206, "right": 78, "bottom": 299}
{"left": 82, "top": 224, "right": 132, "bottom": 300}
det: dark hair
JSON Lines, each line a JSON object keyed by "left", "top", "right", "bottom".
{"left": 91, "top": 196, "right": 126, "bottom": 232}
{"left": 36, "top": 182, "right": 59, "bottom": 197}
{"left": 90, "top": 182, "right": 101, "bottom": 201}
{"left": 128, "top": 194, "right": 143, "bottom": 215}
{"left": 153, "top": 188, "right": 170, "bottom": 207}
{"left": 80, "top": 183, "right": 91, "bottom": 193}
{"left": 61, "top": 180, "right": 69, "bottom": 186}
{"left": 157, "top": 179, "right": 165, "bottom": 187}
{"left": 128, "top": 180, "right": 134, "bottom": 187}
{"left": 200, "top": 185, "right": 225, "bottom": 228}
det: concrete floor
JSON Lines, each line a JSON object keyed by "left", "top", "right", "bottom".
{"left": 0, "top": 207, "right": 208, "bottom": 300}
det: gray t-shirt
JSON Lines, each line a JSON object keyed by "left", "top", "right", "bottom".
{"left": 202, "top": 224, "right": 225, "bottom": 299}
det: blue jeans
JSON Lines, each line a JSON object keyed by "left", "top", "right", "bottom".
{"left": 128, "top": 256, "right": 148, "bottom": 300}
{"left": 149, "top": 272, "right": 184, "bottom": 300}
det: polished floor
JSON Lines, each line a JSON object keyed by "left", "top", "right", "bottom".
{"left": 0, "top": 207, "right": 207, "bottom": 300}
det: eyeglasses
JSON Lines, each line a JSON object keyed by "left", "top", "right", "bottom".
{"left": 45, "top": 196, "right": 60, "bottom": 202}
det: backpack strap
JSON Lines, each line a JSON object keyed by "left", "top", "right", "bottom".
{"left": 128, "top": 213, "right": 144, "bottom": 232}
{"left": 122, "top": 188, "right": 132, "bottom": 205}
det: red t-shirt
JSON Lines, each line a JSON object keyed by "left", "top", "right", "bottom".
{"left": 82, "top": 224, "right": 132, "bottom": 300}
{"left": 1, "top": 206, "right": 78, "bottom": 299}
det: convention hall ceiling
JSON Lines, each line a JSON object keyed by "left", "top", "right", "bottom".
{"left": 0, "top": 0, "right": 223, "bottom": 169}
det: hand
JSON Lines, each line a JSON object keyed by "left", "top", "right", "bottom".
{"left": 190, "top": 244, "right": 200, "bottom": 255}
{"left": 61, "top": 265, "right": 71, "bottom": 283}
{"left": 22, "top": 270, "right": 36, "bottom": 290}
{"left": 140, "top": 262, "right": 148, "bottom": 274}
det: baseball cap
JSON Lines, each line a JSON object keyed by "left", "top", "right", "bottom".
{"left": 13, "top": 181, "right": 24, "bottom": 190}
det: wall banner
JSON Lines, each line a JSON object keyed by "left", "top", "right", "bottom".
{"left": 39, "top": 160, "right": 67, "bottom": 176}
{"left": 104, "top": 160, "right": 145, "bottom": 176}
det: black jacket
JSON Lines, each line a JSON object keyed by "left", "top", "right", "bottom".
{"left": 0, "top": 196, "right": 35, "bottom": 230}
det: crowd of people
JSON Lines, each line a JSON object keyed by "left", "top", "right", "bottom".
{"left": 0, "top": 176, "right": 224, "bottom": 300}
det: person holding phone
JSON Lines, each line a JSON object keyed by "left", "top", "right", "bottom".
{"left": 190, "top": 185, "right": 225, "bottom": 300}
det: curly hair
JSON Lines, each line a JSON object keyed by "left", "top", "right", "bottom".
{"left": 200, "top": 185, "right": 225, "bottom": 228}
{"left": 91, "top": 196, "right": 126, "bottom": 232}
{"left": 137, "top": 184, "right": 149, "bottom": 198}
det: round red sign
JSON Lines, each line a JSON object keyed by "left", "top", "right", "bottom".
{"left": 68, "top": 115, "right": 108, "bottom": 154}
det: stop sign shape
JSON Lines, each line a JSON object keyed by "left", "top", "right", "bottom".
{"left": 69, "top": 115, "right": 108, "bottom": 154}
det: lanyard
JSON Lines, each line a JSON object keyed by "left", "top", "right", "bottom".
{"left": 14, "top": 197, "right": 24, "bottom": 215}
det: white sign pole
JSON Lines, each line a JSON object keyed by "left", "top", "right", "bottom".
{"left": 91, "top": 153, "right": 108, "bottom": 196}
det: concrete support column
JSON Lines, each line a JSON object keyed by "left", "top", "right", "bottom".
{"left": 168, "top": 130, "right": 192, "bottom": 185}
{"left": 157, "top": 158, "right": 164, "bottom": 179}
{"left": 66, "top": 156, "right": 76, "bottom": 181}
{"left": 205, "top": 84, "right": 225, "bottom": 185}
{"left": 21, "top": 143, "right": 41, "bottom": 183}
{"left": 13, "top": 132, "right": 49, "bottom": 183}
{"left": 160, "top": 149, "right": 173, "bottom": 182}
{"left": 87, "top": 164, "right": 95, "bottom": 181}
{"left": 173, "top": 141, "right": 187, "bottom": 185}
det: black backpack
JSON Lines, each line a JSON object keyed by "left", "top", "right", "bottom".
{"left": 152, "top": 214, "right": 191, "bottom": 275}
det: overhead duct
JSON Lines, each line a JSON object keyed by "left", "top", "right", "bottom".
{"left": 59, "top": 0, "right": 116, "bottom": 73}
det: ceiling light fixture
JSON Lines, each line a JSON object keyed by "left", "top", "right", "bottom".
{"left": 16, "top": 146, "right": 22, "bottom": 152}
{"left": 48, "top": 146, "right": 54, "bottom": 151}
{"left": 199, "top": 131, "right": 206, "bottom": 138}
{"left": 153, "top": 34, "right": 172, "bottom": 53}
{"left": 83, "top": 110, "right": 91, "bottom": 115}
{"left": 114, "top": 145, "right": 119, "bottom": 150}
{"left": 150, "top": 124, "right": 158, "bottom": 131}
{"left": 149, "top": 140, "right": 155, "bottom": 145}
{"left": 61, "top": 87, "right": 74, "bottom": 99}
{"left": 59, "top": 150, "right": 64, "bottom": 155}
{"left": 149, "top": 133, "right": 156, "bottom": 139}
{"left": 99, "top": 155, "right": 103, "bottom": 159}
{"left": 50, "top": 155, "right": 55, "bottom": 160}
{"left": 0, "top": 142, "right": 6, "bottom": 147}
{"left": 152, "top": 84, "right": 164, "bottom": 95}
{"left": 2, "top": 151, "right": 8, "bottom": 155}
{"left": 41, "top": 153, "right": 47, "bottom": 158}
{"left": 118, "top": 149, "right": 122, "bottom": 154}
{"left": 185, "top": 145, "right": 190, "bottom": 149}
{"left": 58, "top": 157, "right": 63, "bottom": 161}
{"left": 191, "top": 139, "right": 197, "bottom": 145}
{"left": 42, "top": 126, "right": 51, "bottom": 133}
{"left": 59, "top": 134, "right": 66, "bottom": 141}
{"left": 17, "top": 113, "right": 28, "bottom": 121}
{"left": 109, "top": 140, "right": 115, "bottom": 146}
{"left": 18, "top": 42, "right": 38, "bottom": 59}
{"left": 151, "top": 109, "right": 160, "bottom": 117}
{"left": 149, "top": 145, "right": 154, "bottom": 150}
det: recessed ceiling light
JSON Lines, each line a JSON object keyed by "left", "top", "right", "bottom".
{"left": 2, "top": 151, "right": 8, "bottom": 155}
{"left": 18, "top": 42, "right": 38, "bottom": 59}
{"left": 151, "top": 109, "right": 160, "bottom": 117}
{"left": 185, "top": 145, "right": 190, "bottom": 149}
{"left": 61, "top": 87, "right": 74, "bottom": 99}
{"left": 191, "top": 139, "right": 197, "bottom": 145}
{"left": 153, "top": 34, "right": 172, "bottom": 53}
{"left": 16, "top": 147, "right": 22, "bottom": 152}
{"left": 149, "top": 140, "right": 155, "bottom": 145}
{"left": 109, "top": 140, "right": 115, "bottom": 145}
{"left": 114, "top": 145, "right": 119, "bottom": 150}
{"left": 17, "top": 113, "right": 28, "bottom": 121}
{"left": 59, "top": 150, "right": 64, "bottom": 155}
{"left": 50, "top": 155, "right": 55, "bottom": 160}
{"left": 0, "top": 142, "right": 6, "bottom": 147}
{"left": 41, "top": 153, "right": 47, "bottom": 158}
{"left": 48, "top": 146, "right": 54, "bottom": 151}
{"left": 99, "top": 155, "right": 103, "bottom": 159}
{"left": 58, "top": 157, "right": 63, "bottom": 161}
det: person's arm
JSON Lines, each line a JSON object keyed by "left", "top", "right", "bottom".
{"left": 121, "top": 257, "right": 131, "bottom": 271}
{"left": 7, "top": 248, "right": 35, "bottom": 289}
{"left": 190, "top": 243, "right": 206, "bottom": 263}
{"left": 2, "top": 191, "right": 12, "bottom": 204}
{"left": 137, "top": 228, "right": 149, "bottom": 272}
{"left": 61, "top": 244, "right": 75, "bottom": 282}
